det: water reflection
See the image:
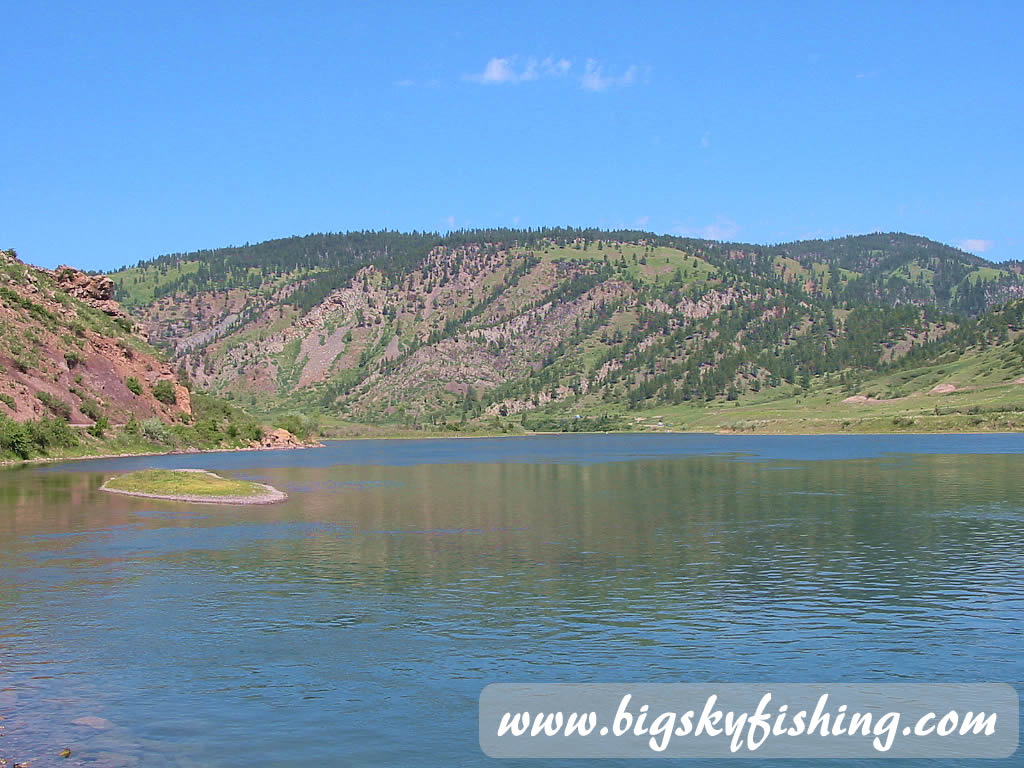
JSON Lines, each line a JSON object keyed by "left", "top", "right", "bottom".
{"left": 0, "top": 439, "right": 1022, "bottom": 766}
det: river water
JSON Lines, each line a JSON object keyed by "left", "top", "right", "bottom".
{"left": 0, "top": 434, "right": 1021, "bottom": 766}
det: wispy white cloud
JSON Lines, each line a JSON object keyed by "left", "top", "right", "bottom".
{"left": 444, "top": 215, "right": 456, "bottom": 230}
{"left": 463, "top": 56, "right": 641, "bottom": 91}
{"left": 469, "top": 57, "right": 519, "bottom": 84}
{"left": 581, "top": 59, "right": 639, "bottom": 91}
{"left": 394, "top": 77, "right": 440, "bottom": 88}
{"left": 465, "top": 56, "right": 572, "bottom": 85}
{"left": 703, "top": 218, "right": 740, "bottom": 241}
{"left": 674, "top": 216, "right": 741, "bottom": 242}
{"left": 959, "top": 238, "right": 994, "bottom": 253}
{"left": 700, "top": 131, "right": 711, "bottom": 149}
{"left": 634, "top": 215, "right": 651, "bottom": 228}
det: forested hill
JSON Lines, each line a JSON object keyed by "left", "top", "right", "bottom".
{"left": 112, "top": 230, "right": 1020, "bottom": 316}
{"left": 108, "top": 229, "right": 1024, "bottom": 430}
{"left": 756, "top": 233, "right": 1020, "bottom": 314}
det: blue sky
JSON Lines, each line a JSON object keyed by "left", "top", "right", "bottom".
{"left": 3, "top": 1, "right": 1022, "bottom": 270}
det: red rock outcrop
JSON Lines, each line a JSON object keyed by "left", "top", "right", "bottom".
{"left": 47, "top": 265, "right": 131, "bottom": 322}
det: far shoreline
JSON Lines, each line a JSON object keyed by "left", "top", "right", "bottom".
{"left": 0, "top": 441, "right": 324, "bottom": 469}
{"left": 4, "top": 429, "right": 1024, "bottom": 470}
{"left": 312, "top": 428, "right": 1024, "bottom": 441}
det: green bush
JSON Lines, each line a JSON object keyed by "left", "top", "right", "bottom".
{"left": 78, "top": 397, "right": 103, "bottom": 423}
{"left": 35, "top": 391, "right": 72, "bottom": 420}
{"left": 140, "top": 418, "right": 169, "bottom": 442}
{"left": 125, "top": 376, "right": 142, "bottom": 395}
{"left": 0, "top": 415, "right": 78, "bottom": 459}
{"left": 0, "top": 393, "right": 14, "bottom": 411}
{"left": 193, "top": 418, "right": 221, "bottom": 445}
{"left": 273, "top": 412, "right": 319, "bottom": 440}
{"left": 28, "top": 417, "right": 78, "bottom": 452}
{"left": 0, "top": 417, "right": 31, "bottom": 458}
{"left": 152, "top": 380, "right": 177, "bottom": 405}
{"left": 64, "top": 349, "right": 84, "bottom": 368}
{"left": 240, "top": 422, "right": 264, "bottom": 443}
{"left": 87, "top": 416, "right": 109, "bottom": 438}
{"left": 160, "top": 392, "right": 266, "bottom": 447}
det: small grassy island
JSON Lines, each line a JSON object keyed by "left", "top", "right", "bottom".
{"left": 101, "top": 469, "right": 286, "bottom": 504}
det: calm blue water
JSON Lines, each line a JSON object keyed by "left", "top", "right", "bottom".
{"left": 1, "top": 434, "right": 1022, "bottom": 766}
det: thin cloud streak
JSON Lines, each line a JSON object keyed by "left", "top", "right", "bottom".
{"left": 674, "top": 216, "right": 741, "bottom": 242}
{"left": 959, "top": 238, "right": 994, "bottom": 253}
{"left": 463, "top": 56, "right": 642, "bottom": 91}
{"left": 464, "top": 56, "right": 572, "bottom": 85}
{"left": 581, "top": 59, "right": 639, "bottom": 91}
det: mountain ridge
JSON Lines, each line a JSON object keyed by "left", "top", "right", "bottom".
{"left": 105, "top": 229, "right": 1024, "bottom": 431}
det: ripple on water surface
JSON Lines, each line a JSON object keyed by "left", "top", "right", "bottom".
{"left": 1, "top": 435, "right": 1023, "bottom": 766}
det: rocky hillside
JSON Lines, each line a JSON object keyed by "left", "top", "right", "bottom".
{"left": 109, "top": 230, "right": 1024, "bottom": 427}
{"left": 0, "top": 249, "right": 190, "bottom": 426}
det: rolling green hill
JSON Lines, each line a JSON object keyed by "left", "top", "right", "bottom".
{"left": 107, "top": 229, "right": 1024, "bottom": 434}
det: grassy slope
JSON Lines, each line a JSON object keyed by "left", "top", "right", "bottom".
{"left": 111, "top": 261, "right": 202, "bottom": 306}
{"left": 0, "top": 391, "right": 271, "bottom": 465}
{"left": 209, "top": 337, "right": 1024, "bottom": 439}
{"left": 614, "top": 341, "right": 1024, "bottom": 434}
{"left": 521, "top": 241, "right": 719, "bottom": 285}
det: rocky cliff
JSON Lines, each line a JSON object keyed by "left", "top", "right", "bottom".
{"left": 0, "top": 250, "right": 190, "bottom": 425}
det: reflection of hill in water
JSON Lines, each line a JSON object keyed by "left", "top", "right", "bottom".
{"left": 1, "top": 440, "right": 1023, "bottom": 766}
{"left": 5, "top": 450, "right": 1024, "bottom": 601}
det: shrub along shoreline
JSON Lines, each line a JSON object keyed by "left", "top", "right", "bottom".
{"left": 0, "top": 393, "right": 308, "bottom": 464}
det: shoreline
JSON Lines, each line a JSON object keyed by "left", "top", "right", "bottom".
{"left": 0, "top": 441, "right": 324, "bottom": 469}
{"left": 316, "top": 428, "right": 1024, "bottom": 441}
{"left": 3, "top": 429, "right": 1023, "bottom": 469}
{"left": 100, "top": 469, "right": 287, "bottom": 505}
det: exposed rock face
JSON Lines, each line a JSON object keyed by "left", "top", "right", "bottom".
{"left": 251, "top": 427, "right": 305, "bottom": 450}
{"left": 48, "top": 266, "right": 130, "bottom": 321}
{"left": 0, "top": 251, "right": 190, "bottom": 424}
{"left": 174, "top": 383, "right": 192, "bottom": 415}
{"left": 842, "top": 395, "right": 877, "bottom": 404}
{"left": 52, "top": 266, "right": 115, "bottom": 301}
